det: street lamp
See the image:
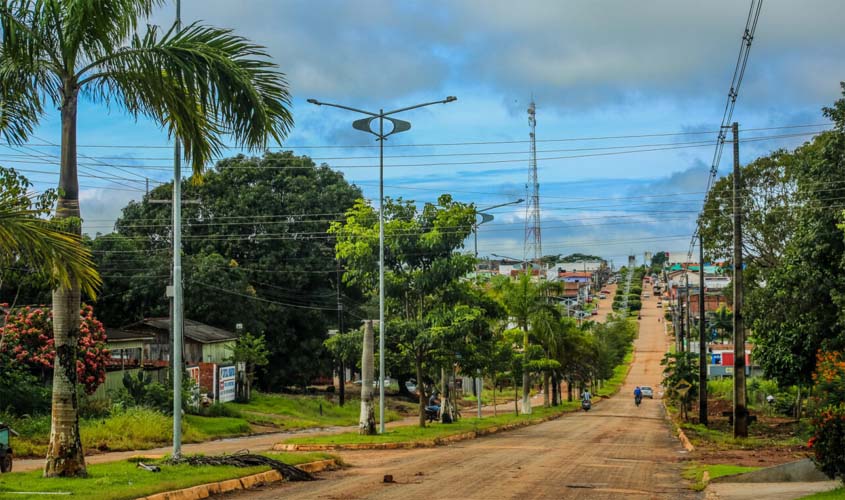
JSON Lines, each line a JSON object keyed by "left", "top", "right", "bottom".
{"left": 474, "top": 199, "right": 524, "bottom": 269}
{"left": 308, "top": 96, "right": 457, "bottom": 433}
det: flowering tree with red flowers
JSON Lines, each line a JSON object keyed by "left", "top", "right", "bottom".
{"left": 0, "top": 304, "right": 110, "bottom": 394}
{"left": 808, "top": 351, "right": 845, "bottom": 482}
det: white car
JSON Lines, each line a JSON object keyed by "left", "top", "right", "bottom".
{"left": 640, "top": 386, "right": 654, "bottom": 399}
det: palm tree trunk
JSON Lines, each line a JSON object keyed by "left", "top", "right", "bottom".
{"left": 359, "top": 320, "right": 375, "bottom": 435}
{"left": 543, "top": 372, "right": 550, "bottom": 408}
{"left": 522, "top": 327, "right": 531, "bottom": 414}
{"left": 44, "top": 90, "right": 86, "bottom": 478}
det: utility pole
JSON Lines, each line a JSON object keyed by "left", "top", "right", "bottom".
{"left": 732, "top": 122, "right": 748, "bottom": 437}
{"left": 685, "top": 273, "right": 691, "bottom": 351}
{"left": 678, "top": 278, "right": 685, "bottom": 353}
{"left": 171, "top": 0, "right": 183, "bottom": 460}
{"left": 699, "top": 236, "right": 708, "bottom": 425}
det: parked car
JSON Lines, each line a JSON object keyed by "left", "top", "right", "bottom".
{"left": 643, "top": 292, "right": 651, "bottom": 298}
{"left": 591, "top": 309, "right": 598, "bottom": 316}
{"left": 599, "top": 293, "right": 606, "bottom": 299}
{"left": 656, "top": 301, "right": 663, "bottom": 308}
{"left": 640, "top": 386, "right": 654, "bottom": 399}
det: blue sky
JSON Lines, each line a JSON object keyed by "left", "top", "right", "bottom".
{"left": 5, "top": 0, "right": 845, "bottom": 266}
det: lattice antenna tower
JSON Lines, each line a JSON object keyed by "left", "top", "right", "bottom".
{"left": 523, "top": 98, "right": 542, "bottom": 265}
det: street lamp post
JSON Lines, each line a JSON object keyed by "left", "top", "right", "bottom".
{"left": 471, "top": 200, "right": 522, "bottom": 419}
{"left": 308, "top": 96, "right": 456, "bottom": 433}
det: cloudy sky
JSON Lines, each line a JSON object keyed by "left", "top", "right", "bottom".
{"left": 7, "top": 0, "right": 845, "bottom": 266}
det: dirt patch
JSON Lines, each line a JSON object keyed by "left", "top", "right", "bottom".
{"left": 693, "top": 446, "right": 811, "bottom": 468}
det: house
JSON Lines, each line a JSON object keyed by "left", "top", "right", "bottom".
{"left": 116, "top": 318, "right": 239, "bottom": 365}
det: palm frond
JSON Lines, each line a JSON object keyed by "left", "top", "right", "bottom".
{"left": 0, "top": 193, "right": 101, "bottom": 297}
{"left": 82, "top": 22, "right": 293, "bottom": 175}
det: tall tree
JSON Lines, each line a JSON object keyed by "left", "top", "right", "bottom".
{"left": 330, "top": 195, "right": 477, "bottom": 427}
{"left": 95, "top": 154, "right": 363, "bottom": 388}
{"left": 0, "top": 0, "right": 292, "bottom": 476}
{"left": 747, "top": 89, "right": 845, "bottom": 388}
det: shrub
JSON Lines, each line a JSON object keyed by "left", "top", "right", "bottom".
{"left": 809, "top": 351, "right": 845, "bottom": 481}
{"left": 0, "top": 366, "right": 50, "bottom": 415}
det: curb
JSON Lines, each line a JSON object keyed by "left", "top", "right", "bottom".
{"left": 662, "top": 399, "right": 694, "bottom": 452}
{"left": 134, "top": 458, "right": 338, "bottom": 500}
{"left": 275, "top": 410, "right": 574, "bottom": 452}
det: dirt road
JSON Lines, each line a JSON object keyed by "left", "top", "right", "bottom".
{"left": 234, "top": 280, "right": 697, "bottom": 499}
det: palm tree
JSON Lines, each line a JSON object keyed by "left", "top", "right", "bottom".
{"left": 0, "top": 193, "right": 100, "bottom": 297}
{"left": 0, "top": 0, "right": 292, "bottom": 477}
{"left": 492, "top": 273, "right": 556, "bottom": 414}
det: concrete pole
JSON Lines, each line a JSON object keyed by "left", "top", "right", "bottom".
{"left": 171, "top": 0, "right": 183, "bottom": 460}
{"left": 699, "top": 236, "right": 708, "bottom": 425}
{"left": 378, "top": 112, "right": 386, "bottom": 434}
{"left": 732, "top": 122, "right": 748, "bottom": 437}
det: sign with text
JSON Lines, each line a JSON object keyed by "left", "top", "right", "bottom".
{"left": 218, "top": 365, "right": 236, "bottom": 403}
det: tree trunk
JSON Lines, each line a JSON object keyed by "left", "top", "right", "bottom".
{"left": 416, "top": 353, "right": 425, "bottom": 428}
{"left": 359, "top": 321, "right": 376, "bottom": 435}
{"left": 551, "top": 372, "right": 559, "bottom": 406}
{"left": 521, "top": 327, "right": 532, "bottom": 415}
{"left": 514, "top": 378, "right": 519, "bottom": 415}
{"left": 543, "top": 372, "right": 550, "bottom": 408}
{"left": 567, "top": 376, "right": 573, "bottom": 402}
{"left": 440, "top": 366, "right": 452, "bottom": 423}
{"left": 492, "top": 372, "right": 497, "bottom": 417}
{"left": 44, "top": 90, "right": 86, "bottom": 478}
{"left": 338, "top": 361, "right": 345, "bottom": 407}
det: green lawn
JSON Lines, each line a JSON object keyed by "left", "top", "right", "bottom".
{"left": 679, "top": 421, "right": 807, "bottom": 450}
{"left": 0, "top": 452, "right": 334, "bottom": 500}
{"left": 228, "top": 392, "right": 400, "bottom": 430}
{"left": 682, "top": 463, "right": 761, "bottom": 491}
{"left": 285, "top": 402, "right": 579, "bottom": 446}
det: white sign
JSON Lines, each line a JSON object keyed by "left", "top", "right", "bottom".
{"left": 218, "top": 365, "right": 236, "bottom": 403}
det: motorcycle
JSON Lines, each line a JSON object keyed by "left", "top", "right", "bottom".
{"left": 581, "top": 399, "right": 591, "bottom": 412}
{"left": 635, "top": 394, "right": 642, "bottom": 406}
{"left": 425, "top": 406, "right": 440, "bottom": 423}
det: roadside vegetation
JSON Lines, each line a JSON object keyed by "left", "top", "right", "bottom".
{"left": 0, "top": 452, "right": 334, "bottom": 500}
{"left": 682, "top": 463, "right": 761, "bottom": 491}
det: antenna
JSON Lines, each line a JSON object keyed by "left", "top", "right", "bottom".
{"left": 524, "top": 98, "right": 542, "bottom": 267}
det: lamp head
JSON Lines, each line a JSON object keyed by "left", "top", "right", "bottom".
{"left": 306, "top": 98, "right": 320, "bottom": 105}
{"left": 444, "top": 96, "right": 457, "bottom": 103}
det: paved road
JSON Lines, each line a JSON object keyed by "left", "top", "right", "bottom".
{"left": 234, "top": 280, "right": 698, "bottom": 499}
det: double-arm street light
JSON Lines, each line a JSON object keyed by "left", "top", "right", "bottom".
{"left": 308, "top": 96, "right": 457, "bottom": 433}
{"left": 473, "top": 199, "right": 525, "bottom": 265}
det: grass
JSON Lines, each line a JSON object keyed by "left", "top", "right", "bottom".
{"left": 679, "top": 421, "right": 806, "bottom": 450}
{"left": 0, "top": 452, "right": 335, "bottom": 500}
{"left": 798, "top": 487, "right": 845, "bottom": 499}
{"left": 10, "top": 408, "right": 254, "bottom": 458}
{"left": 682, "top": 463, "right": 761, "bottom": 491}
{"left": 229, "top": 392, "right": 401, "bottom": 430}
{"left": 8, "top": 393, "right": 403, "bottom": 458}
{"left": 284, "top": 402, "right": 579, "bottom": 446}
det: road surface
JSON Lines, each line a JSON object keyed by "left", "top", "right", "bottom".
{"left": 234, "top": 280, "right": 697, "bottom": 499}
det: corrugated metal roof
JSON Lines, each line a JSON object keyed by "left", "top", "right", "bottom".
{"left": 127, "top": 318, "right": 238, "bottom": 344}
{"left": 106, "top": 328, "right": 155, "bottom": 342}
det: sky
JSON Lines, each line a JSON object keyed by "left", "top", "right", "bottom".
{"left": 5, "top": 0, "right": 845, "bottom": 267}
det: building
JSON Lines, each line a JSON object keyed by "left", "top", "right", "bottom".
{"left": 116, "top": 317, "right": 239, "bottom": 365}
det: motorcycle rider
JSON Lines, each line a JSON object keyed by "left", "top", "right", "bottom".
{"left": 426, "top": 392, "right": 441, "bottom": 417}
{"left": 634, "top": 386, "right": 643, "bottom": 405}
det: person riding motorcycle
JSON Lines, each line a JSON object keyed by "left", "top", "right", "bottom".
{"left": 634, "top": 386, "right": 643, "bottom": 406}
{"left": 426, "top": 392, "right": 441, "bottom": 416}
{"left": 580, "top": 389, "right": 592, "bottom": 411}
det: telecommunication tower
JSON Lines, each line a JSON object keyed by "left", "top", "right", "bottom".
{"left": 524, "top": 99, "right": 542, "bottom": 265}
